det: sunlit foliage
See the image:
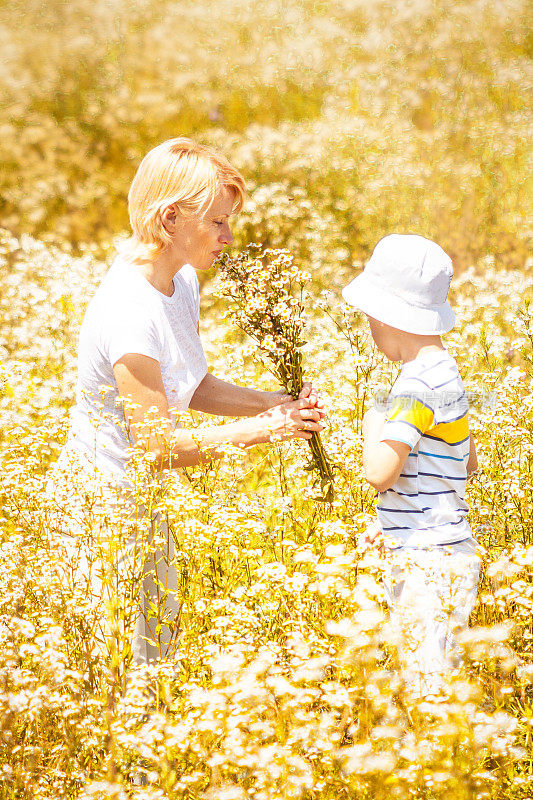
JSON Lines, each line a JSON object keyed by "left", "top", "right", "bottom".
{"left": 1, "top": 228, "right": 532, "bottom": 797}
{"left": 0, "top": 0, "right": 530, "bottom": 267}
{"left": 0, "top": 0, "right": 532, "bottom": 796}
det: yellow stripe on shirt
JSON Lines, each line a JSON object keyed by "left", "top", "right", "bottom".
{"left": 426, "top": 412, "right": 469, "bottom": 444}
{"left": 387, "top": 397, "right": 435, "bottom": 434}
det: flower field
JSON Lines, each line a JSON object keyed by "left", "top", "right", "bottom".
{"left": 0, "top": 0, "right": 532, "bottom": 797}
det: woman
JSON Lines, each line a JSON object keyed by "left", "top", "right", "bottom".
{"left": 49, "top": 138, "right": 323, "bottom": 666}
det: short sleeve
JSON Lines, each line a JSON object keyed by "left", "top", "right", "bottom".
{"left": 104, "top": 307, "right": 161, "bottom": 367}
{"left": 380, "top": 393, "right": 435, "bottom": 450}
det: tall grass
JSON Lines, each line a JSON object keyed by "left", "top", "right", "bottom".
{"left": 0, "top": 0, "right": 532, "bottom": 795}
{"left": 0, "top": 0, "right": 530, "bottom": 268}
{"left": 0, "top": 230, "right": 532, "bottom": 797}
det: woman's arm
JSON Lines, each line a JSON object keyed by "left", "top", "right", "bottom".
{"left": 113, "top": 354, "right": 323, "bottom": 470}
{"left": 190, "top": 372, "right": 288, "bottom": 416}
{"left": 190, "top": 371, "right": 323, "bottom": 417}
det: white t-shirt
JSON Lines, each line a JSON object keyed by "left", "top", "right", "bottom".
{"left": 377, "top": 350, "right": 473, "bottom": 548}
{"left": 64, "top": 256, "right": 208, "bottom": 480}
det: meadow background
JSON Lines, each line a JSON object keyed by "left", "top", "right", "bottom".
{"left": 0, "top": 0, "right": 532, "bottom": 797}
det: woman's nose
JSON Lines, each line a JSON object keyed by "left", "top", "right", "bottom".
{"left": 219, "top": 223, "right": 233, "bottom": 246}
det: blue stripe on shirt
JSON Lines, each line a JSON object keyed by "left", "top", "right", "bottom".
{"left": 440, "top": 409, "right": 469, "bottom": 424}
{"left": 414, "top": 358, "right": 450, "bottom": 378}
{"left": 377, "top": 506, "right": 431, "bottom": 514}
{"left": 392, "top": 393, "right": 435, "bottom": 414}
{"left": 382, "top": 517, "right": 466, "bottom": 532}
{"left": 423, "top": 433, "right": 470, "bottom": 446}
{"left": 386, "top": 488, "right": 457, "bottom": 497}
{"left": 418, "top": 450, "right": 468, "bottom": 462}
{"left": 433, "top": 377, "right": 464, "bottom": 390}
{"left": 418, "top": 471, "right": 467, "bottom": 481}
{"left": 404, "top": 375, "right": 463, "bottom": 394}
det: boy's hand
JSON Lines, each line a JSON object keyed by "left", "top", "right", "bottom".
{"left": 356, "top": 519, "right": 385, "bottom": 553}
{"left": 364, "top": 518, "right": 384, "bottom": 546}
{"left": 466, "top": 434, "right": 478, "bottom": 478}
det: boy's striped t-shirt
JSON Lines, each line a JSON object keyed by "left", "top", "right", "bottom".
{"left": 377, "top": 349, "right": 472, "bottom": 547}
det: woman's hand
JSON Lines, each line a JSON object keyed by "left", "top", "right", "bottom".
{"left": 298, "top": 381, "right": 324, "bottom": 414}
{"left": 266, "top": 382, "right": 325, "bottom": 417}
{"left": 266, "top": 388, "right": 293, "bottom": 406}
{"left": 256, "top": 398, "right": 324, "bottom": 442}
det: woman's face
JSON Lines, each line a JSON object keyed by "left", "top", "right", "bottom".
{"left": 172, "top": 186, "right": 235, "bottom": 270}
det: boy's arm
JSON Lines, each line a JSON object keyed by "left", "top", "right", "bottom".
{"left": 466, "top": 434, "right": 478, "bottom": 477}
{"left": 362, "top": 407, "right": 411, "bottom": 493}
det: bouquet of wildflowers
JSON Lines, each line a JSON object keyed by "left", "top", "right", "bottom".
{"left": 216, "top": 244, "right": 334, "bottom": 501}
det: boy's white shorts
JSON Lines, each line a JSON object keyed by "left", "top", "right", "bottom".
{"left": 382, "top": 537, "right": 481, "bottom": 699}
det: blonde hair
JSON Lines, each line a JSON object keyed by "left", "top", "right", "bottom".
{"left": 122, "top": 137, "right": 246, "bottom": 262}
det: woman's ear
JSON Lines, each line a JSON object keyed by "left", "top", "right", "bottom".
{"left": 161, "top": 205, "right": 177, "bottom": 234}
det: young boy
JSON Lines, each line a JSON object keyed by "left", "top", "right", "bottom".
{"left": 342, "top": 233, "right": 480, "bottom": 699}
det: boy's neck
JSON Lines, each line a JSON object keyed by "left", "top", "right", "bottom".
{"left": 367, "top": 317, "right": 446, "bottom": 363}
{"left": 398, "top": 336, "right": 445, "bottom": 365}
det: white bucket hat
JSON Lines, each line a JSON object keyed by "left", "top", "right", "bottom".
{"left": 342, "top": 234, "right": 455, "bottom": 335}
